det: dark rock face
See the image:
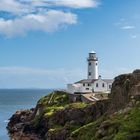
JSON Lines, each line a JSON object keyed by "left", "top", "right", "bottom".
{"left": 49, "top": 107, "right": 85, "bottom": 126}
{"left": 45, "top": 128, "right": 70, "bottom": 140}
{"left": 109, "top": 70, "right": 140, "bottom": 113}
{"left": 7, "top": 101, "right": 110, "bottom": 140}
{"left": 44, "top": 100, "right": 110, "bottom": 140}
{"left": 7, "top": 109, "right": 42, "bottom": 140}
{"left": 7, "top": 109, "right": 34, "bottom": 133}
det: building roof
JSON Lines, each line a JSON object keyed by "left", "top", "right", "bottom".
{"left": 75, "top": 79, "right": 97, "bottom": 84}
{"left": 75, "top": 79, "right": 114, "bottom": 84}
{"left": 102, "top": 79, "right": 114, "bottom": 83}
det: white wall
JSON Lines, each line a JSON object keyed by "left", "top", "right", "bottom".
{"left": 81, "top": 83, "right": 92, "bottom": 93}
{"left": 107, "top": 83, "right": 112, "bottom": 91}
{"left": 67, "top": 84, "right": 81, "bottom": 93}
{"left": 67, "top": 80, "right": 112, "bottom": 94}
{"left": 92, "top": 79, "right": 107, "bottom": 92}
{"left": 88, "top": 60, "right": 98, "bottom": 79}
{"left": 87, "top": 52, "right": 98, "bottom": 79}
{"left": 67, "top": 83, "right": 92, "bottom": 94}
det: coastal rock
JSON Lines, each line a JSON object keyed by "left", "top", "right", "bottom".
{"left": 7, "top": 70, "right": 140, "bottom": 140}
{"left": 109, "top": 69, "right": 140, "bottom": 113}
{"left": 7, "top": 109, "right": 34, "bottom": 134}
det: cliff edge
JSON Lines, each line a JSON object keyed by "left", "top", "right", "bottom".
{"left": 7, "top": 70, "right": 140, "bottom": 140}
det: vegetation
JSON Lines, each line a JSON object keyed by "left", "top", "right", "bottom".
{"left": 31, "top": 90, "right": 140, "bottom": 140}
{"left": 44, "top": 106, "right": 64, "bottom": 117}
{"left": 65, "top": 102, "right": 88, "bottom": 109}
{"left": 33, "top": 91, "right": 69, "bottom": 126}
{"left": 70, "top": 107, "right": 140, "bottom": 140}
{"left": 33, "top": 91, "right": 89, "bottom": 127}
{"left": 33, "top": 91, "right": 140, "bottom": 140}
{"left": 38, "top": 90, "right": 69, "bottom": 107}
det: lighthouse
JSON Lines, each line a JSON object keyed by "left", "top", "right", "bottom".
{"left": 67, "top": 51, "right": 113, "bottom": 94}
{"left": 87, "top": 51, "right": 98, "bottom": 79}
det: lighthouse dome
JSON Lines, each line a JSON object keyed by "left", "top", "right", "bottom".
{"left": 90, "top": 51, "right": 96, "bottom": 54}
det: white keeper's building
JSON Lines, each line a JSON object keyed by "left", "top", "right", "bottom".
{"left": 67, "top": 51, "right": 113, "bottom": 94}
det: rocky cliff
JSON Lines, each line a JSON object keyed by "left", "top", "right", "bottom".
{"left": 109, "top": 69, "right": 140, "bottom": 113}
{"left": 7, "top": 70, "right": 140, "bottom": 140}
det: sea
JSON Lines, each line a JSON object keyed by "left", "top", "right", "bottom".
{"left": 0, "top": 89, "right": 52, "bottom": 140}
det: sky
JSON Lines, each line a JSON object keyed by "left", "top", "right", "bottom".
{"left": 0, "top": 0, "right": 140, "bottom": 89}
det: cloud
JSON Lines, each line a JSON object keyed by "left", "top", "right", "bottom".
{"left": 121, "top": 25, "right": 135, "bottom": 30}
{"left": 0, "top": 67, "right": 85, "bottom": 88}
{"left": 0, "top": 0, "right": 100, "bottom": 37}
{"left": 114, "top": 18, "right": 138, "bottom": 39}
{"left": 0, "top": 10, "right": 77, "bottom": 37}
{"left": 114, "top": 19, "right": 136, "bottom": 30}
{"left": 44, "top": 0, "right": 99, "bottom": 8}
{"left": 0, "top": 0, "right": 29, "bottom": 15}
{"left": 130, "top": 34, "right": 137, "bottom": 39}
{"left": 19, "top": 0, "right": 99, "bottom": 9}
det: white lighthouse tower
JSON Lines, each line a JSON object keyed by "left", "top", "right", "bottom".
{"left": 67, "top": 51, "right": 113, "bottom": 94}
{"left": 87, "top": 51, "right": 99, "bottom": 79}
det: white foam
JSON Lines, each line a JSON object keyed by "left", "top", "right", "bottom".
{"left": 4, "top": 120, "right": 9, "bottom": 123}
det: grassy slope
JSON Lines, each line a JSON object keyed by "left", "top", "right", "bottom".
{"left": 38, "top": 91, "right": 88, "bottom": 117}
{"left": 70, "top": 107, "right": 140, "bottom": 140}
{"left": 33, "top": 91, "right": 88, "bottom": 130}
{"left": 33, "top": 91, "right": 140, "bottom": 140}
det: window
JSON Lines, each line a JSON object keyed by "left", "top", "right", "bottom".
{"left": 109, "top": 85, "right": 112, "bottom": 89}
{"left": 86, "top": 88, "right": 89, "bottom": 90}
{"left": 96, "top": 63, "right": 98, "bottom": 65}
{"left": 83, "top": 83, "right": 85, "bottom": 86}
{"left": 89, "top": 72, "right": 91, "bottom": 76}
{"left": 88, "top": 83, "right": 91, "bottom": 86}
{"left": 89, "top": 62, "right": 91, "bottom": 66}
{"left": 96, "top": 83, "right": 98, "bottom": 87}
{"left": 102, "top": 83, "right": 105, "bottom": 88}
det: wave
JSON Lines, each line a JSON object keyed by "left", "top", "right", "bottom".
{"left": 4, "top": 120, "right": 9, "bottom": 123}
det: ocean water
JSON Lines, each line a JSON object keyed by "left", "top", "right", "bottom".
{"left": 0, "top": 89, "right": 52, "bottom": 140}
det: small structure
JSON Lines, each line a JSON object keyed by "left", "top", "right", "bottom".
{"left": 67, "top": 51, "right": 113, "bottom": 94}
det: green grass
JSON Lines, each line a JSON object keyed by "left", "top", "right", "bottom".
{"left": 70, "top": 107, "right": 140, "bottom": 140}
{"left": 33, "top": 91, "right": 69, "bottom": 127}
{"left": 44, "top": 106, "right": 64, "bottom": 117}
{"left": 113, "top": 108, "right": 140, "bottom": 140}
{"left": 34, "top": 91, "right": 140, "bottom": 140}
{"left": 38, "top": 91, "right": 69, "bottom": 107}
{"left": 37, "top": 92, "right": 88, "bottom": 119}
{"left": 70, "top": 115, "right": 106, "bottom": 140}
{"left": 66, "top": 102, "right": 88, "bottom": 109}
{"left": 40, "top": 91, "right": 70, "bottom": 118}
{"left": 48, "top": 125, "right": 63, "bottom": 133}
{"left": 32, "top": 114, "right": 43, "bottom": 127}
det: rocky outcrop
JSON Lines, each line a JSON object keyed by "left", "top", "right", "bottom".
{"left": 7, "top": 92, "right": 110, "bottom": 140}
{"left": 7, "top": 109, "right": 42, "bottom": 140}
{"left": 109, "top": 69, "right": 140, "bottom": 113}
{"left": 7, "top": 70, "right": 140, "bottom": 140}
{"left": 8, "top": 109, "right": 33, "bottom": 133}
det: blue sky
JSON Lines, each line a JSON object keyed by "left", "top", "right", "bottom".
{"left": 0, "top": 0, "right": 140, "bottom": 88}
